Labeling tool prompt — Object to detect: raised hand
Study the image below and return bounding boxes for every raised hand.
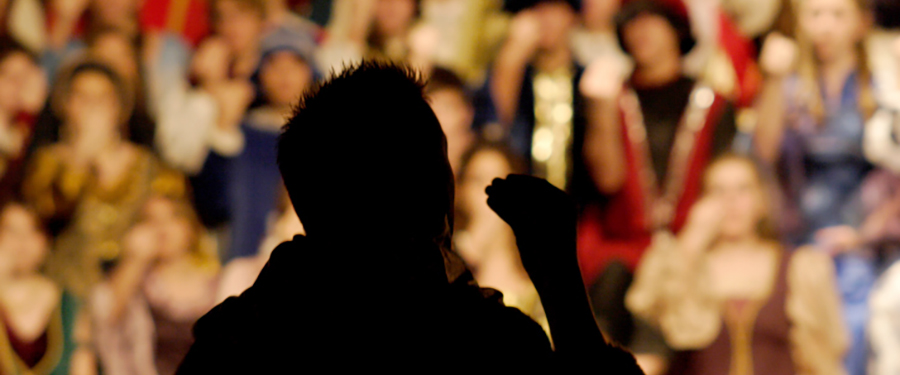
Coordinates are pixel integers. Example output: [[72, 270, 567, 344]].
[[579, 55, 626, 101], [210, 80, 253, 131], [678, 196, 725, 255], [506, 10, 542, 60], [759, 32, 798, 78], [123, 223, 161, 264], [485, 174, 576, 285]]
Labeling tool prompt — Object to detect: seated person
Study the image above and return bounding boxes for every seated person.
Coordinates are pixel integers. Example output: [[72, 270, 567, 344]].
[[626, 155, 848, 375]]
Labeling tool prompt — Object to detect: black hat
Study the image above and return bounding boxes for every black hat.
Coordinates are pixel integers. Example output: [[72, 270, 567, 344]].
[[503, 0, 581, 13], [614, 0, 696, 56]]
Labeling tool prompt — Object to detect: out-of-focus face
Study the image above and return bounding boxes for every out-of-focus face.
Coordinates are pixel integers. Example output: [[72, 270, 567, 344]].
[[582, 0, 620, 29], [460, 149, 512, 223], [0, 205, 48, 275], [141, 197, 194, 261], [457, 149, 513, 263], [65, 71, 122, 137], [703, 159, 767, 241], [191, 38, 231, 83], [428, 88, 473, 172], [798, 0, 866, 63], [260, 51, 313, 107], [374, 0, 417, 38], [214, 0, 265, 55], [622, 13, 681, 68], [535, 2, 577, 50], [0, 52, 33, 114], [90, 33, 139, 82], [91, 0, 141, 30]]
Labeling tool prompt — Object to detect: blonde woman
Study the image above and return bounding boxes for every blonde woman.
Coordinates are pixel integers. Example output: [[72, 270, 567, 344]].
[[754, 0, 884, 372], [627, 155, 848, 375]]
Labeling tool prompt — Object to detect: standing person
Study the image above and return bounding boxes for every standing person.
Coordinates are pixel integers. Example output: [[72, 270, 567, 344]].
[[754, 0, 879, 371], [626, 155, 848, 375], [91, 195, 219, 375], [488, 0, 587, 194], [577, 0, 737, 286], [21, 61, 185, 300], [0, 203, 87, 375], [177, 61, 643, 371]]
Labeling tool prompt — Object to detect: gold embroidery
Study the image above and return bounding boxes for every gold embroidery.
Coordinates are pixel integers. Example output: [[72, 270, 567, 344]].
[[620, 85, 716, 230], [531, 67, 575, 190]]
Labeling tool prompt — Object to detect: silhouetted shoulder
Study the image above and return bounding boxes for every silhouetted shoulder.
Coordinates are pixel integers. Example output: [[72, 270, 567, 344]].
[[178, 236, 555, 372]]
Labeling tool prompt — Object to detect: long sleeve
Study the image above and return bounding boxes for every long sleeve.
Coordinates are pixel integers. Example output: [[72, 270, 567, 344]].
[[625, 231, 722, 349], [785, 248, 849, 375]]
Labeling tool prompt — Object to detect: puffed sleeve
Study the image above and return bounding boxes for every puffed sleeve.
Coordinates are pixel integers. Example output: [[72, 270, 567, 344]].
[[21, 147, 88, 224], [625, 231, 722, 349], [786, 248, 849, 375]]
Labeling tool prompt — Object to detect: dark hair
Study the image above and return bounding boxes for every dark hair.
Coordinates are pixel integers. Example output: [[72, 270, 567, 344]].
[[51, 60, 134, 126], [277, 61, 453, 240], [454, 142, 526, 231], [0, 37, 36, 65], [425, 67, 470, 102], [614, 0, 696, 56]]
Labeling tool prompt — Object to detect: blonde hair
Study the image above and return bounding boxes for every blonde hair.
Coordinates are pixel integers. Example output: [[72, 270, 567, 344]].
[[140, 194, 220, 273], [703, 154, 782, 242], [793, 0, 876, 123]]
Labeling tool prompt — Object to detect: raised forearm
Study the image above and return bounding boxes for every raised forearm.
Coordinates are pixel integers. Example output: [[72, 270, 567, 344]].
[[754, 78, 787, 164], [490, 44, 531, 126], [584, 98, 626, 194]]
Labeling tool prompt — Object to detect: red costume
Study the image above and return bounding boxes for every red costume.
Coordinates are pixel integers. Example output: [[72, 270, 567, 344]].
[[577, 84, 731, 284]]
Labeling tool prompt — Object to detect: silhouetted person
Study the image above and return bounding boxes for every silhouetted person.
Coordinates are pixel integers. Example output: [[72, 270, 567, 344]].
[[176, 61, 643, 371]]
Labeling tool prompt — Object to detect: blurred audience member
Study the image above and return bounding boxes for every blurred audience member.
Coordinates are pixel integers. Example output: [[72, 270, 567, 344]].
[[488, 0, 586, 193], [211, 0, 267, 80], [228, 29, 317, 259], [0, 40, 46, 202], [576, 2, 736, 370], [755, 0, 879, 371], [453, 143, 548, 332], [216, 191, 303, 302], [0, 202, 86, 375], [154, 37, 252, 232], [577, 0, 736, 284], [425, 67, 476, 173], [22, 61, 185, 299], [627, 155, 848, 375], [91, 195, 218, 375]]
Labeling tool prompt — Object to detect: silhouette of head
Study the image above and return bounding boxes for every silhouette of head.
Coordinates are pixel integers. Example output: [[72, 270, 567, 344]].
[[278, 61, 453, 243]]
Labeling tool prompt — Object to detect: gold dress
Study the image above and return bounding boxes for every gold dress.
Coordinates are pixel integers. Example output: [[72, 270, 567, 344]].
[[22, 145, 185, 298]]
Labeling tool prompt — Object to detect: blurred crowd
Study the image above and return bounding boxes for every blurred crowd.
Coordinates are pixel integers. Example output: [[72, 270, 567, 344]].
[[0, 0, 898, 374]]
